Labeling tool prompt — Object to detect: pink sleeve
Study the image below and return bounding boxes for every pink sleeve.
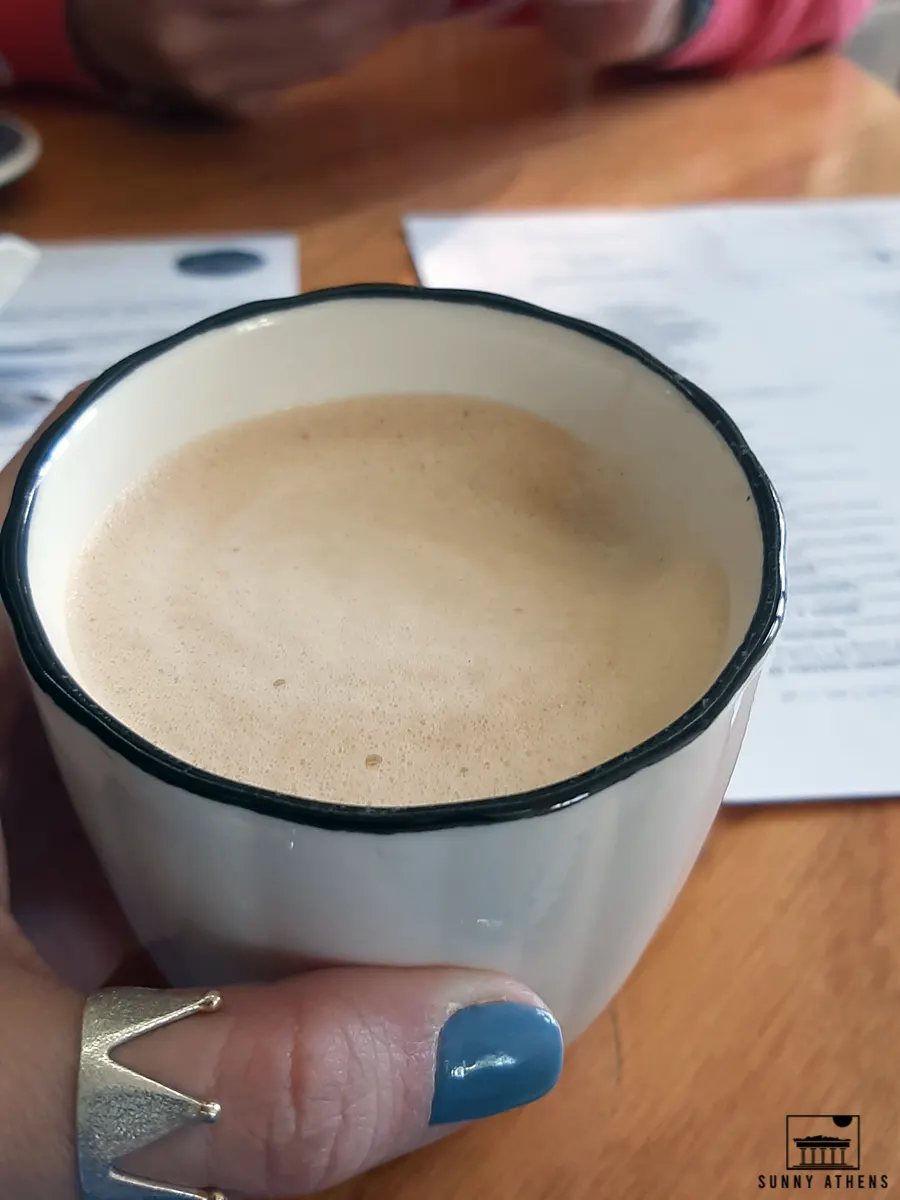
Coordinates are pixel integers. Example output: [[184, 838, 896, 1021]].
[[663, 0, 875, 73]]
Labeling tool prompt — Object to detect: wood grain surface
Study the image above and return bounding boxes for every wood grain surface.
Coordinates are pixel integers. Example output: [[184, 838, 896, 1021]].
[[5, 26, 900, 1199]]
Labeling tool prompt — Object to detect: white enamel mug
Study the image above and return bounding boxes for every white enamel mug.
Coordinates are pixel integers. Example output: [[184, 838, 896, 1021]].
[[0, 286, 785, 1039]]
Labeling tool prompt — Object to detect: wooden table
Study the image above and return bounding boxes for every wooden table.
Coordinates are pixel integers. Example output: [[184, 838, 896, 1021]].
[[6, 25, 900, 1199]]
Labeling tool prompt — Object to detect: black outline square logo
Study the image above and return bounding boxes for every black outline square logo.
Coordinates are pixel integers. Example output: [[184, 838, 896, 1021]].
[[786, 1115, 860, 1171]]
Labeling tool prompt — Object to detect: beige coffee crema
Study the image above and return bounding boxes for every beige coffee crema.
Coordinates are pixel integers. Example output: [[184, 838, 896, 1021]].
[[66, 393, 729, 808]]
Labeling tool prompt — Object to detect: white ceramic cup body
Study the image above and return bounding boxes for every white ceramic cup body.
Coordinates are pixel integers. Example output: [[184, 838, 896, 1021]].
[[1, 288, 784, 1038]]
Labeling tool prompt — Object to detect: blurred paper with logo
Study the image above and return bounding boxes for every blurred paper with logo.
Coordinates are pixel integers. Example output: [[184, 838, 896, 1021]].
[[406, 201, 900, 805], [0, 233, 299, 469]]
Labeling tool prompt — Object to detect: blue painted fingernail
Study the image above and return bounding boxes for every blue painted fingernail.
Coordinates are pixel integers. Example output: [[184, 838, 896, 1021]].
[[430, 1002, 564, 1126]]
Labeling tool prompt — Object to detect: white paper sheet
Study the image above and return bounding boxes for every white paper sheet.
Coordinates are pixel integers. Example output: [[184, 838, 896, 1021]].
[[0, 233, 299, 469], [405, 201, 900, 804]]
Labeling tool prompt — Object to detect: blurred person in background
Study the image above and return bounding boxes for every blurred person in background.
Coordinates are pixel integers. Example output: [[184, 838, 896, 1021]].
[[0, 0, 875, 120]]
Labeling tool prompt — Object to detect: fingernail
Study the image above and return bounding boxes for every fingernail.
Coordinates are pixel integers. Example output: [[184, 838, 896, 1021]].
[[430, 1002, 564, 1125]]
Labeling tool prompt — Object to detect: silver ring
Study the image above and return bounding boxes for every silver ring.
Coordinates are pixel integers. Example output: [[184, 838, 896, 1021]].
[[77, 988, 227, 1200]]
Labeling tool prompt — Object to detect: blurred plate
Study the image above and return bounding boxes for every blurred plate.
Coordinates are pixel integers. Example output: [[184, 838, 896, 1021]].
[[0, 115, 42, 189]]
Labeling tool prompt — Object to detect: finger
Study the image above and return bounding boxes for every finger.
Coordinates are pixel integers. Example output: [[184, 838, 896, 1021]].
[[168, 0, 435, 114], [537, 0, 684, 66], [0, 962, 561, 1200], [155, 0, 397, 113], [159, 11, 359, 112], [121, 968, 563, 1196]]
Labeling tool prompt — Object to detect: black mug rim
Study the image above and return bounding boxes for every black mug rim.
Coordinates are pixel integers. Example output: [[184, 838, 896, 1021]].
[[0, 283, 786, 834]]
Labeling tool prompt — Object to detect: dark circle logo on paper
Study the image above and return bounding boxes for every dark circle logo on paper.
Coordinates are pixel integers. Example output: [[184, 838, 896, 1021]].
[[174, 249, 265, 278]]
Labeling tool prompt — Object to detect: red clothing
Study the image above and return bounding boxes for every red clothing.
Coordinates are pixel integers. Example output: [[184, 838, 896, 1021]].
[[0, 0, 874, 89], [0, 0, 87, 86]]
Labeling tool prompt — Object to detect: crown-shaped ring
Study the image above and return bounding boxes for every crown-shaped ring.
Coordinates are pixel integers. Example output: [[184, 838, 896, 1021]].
[[77, 988, 226, 1200]]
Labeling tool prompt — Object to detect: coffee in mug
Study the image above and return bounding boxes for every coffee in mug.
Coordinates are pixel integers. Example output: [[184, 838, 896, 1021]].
[[67, 392, 729, 808]]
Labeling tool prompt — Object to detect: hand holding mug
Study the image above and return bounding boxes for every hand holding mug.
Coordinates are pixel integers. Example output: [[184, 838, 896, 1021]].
[[0, 390, 563, 1200], [0, 285, 781, 1200]]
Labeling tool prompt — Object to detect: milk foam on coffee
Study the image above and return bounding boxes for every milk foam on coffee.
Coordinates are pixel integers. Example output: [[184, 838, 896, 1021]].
[[66, 393, 729, 808]]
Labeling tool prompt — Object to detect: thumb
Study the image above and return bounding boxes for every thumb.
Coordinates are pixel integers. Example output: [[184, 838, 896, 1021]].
[[125, 968, 563, 1195], [3, 959, 562, 1199]]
